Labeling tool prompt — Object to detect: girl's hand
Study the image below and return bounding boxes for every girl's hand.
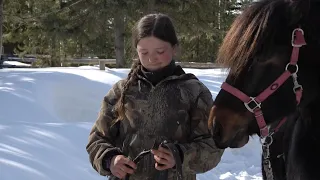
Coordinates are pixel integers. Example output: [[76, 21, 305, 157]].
[[110, 155, 137, 179], [151, 146, 176, 170]]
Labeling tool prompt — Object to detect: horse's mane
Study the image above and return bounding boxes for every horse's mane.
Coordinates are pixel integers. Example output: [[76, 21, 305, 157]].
[[216, 0, 289, 77]]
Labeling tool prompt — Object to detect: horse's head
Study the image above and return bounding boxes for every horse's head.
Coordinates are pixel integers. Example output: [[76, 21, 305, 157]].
[[209, 0, 320, 149]]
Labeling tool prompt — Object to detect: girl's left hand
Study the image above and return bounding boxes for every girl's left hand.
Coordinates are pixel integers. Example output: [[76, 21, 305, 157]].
[[151, 146, 176, 170]]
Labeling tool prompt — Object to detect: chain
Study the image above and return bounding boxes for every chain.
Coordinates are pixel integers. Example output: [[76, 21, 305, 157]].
[[262, 136, 274, 180]]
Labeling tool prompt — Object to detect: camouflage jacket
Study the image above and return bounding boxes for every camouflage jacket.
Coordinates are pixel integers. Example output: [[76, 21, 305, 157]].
[[86, 66, 224, 180]]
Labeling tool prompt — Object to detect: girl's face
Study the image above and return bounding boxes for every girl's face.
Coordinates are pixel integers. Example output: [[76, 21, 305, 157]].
[[137, 36, 176, 71]]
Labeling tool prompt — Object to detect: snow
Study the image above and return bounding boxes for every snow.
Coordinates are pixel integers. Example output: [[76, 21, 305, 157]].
[[2, 61, 31, 67], [0, 66, 263, 180]]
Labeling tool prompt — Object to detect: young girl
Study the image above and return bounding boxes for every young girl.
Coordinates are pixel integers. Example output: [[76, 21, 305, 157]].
[[86, 13, 224, 180]]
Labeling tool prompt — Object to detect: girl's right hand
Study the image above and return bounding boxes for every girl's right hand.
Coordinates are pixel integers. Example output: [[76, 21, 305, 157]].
[[110, 155, 137, 179]]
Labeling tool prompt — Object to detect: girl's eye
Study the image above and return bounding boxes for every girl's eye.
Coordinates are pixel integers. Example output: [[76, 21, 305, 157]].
[[157, 51, 164, 54], [141, 52, 148, 55]]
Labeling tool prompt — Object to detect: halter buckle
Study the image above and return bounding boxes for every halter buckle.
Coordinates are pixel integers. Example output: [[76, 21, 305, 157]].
[[244, 97, 261, 113], [291, 28, 305, 47]]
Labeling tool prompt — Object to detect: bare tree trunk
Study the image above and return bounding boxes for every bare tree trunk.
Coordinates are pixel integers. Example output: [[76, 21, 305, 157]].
[[50, 36, 56, 67], [0, 0, 3, 58], [218, 0, 221, 30], [147, 0, 156, 13], [114, 11, 125, 68]]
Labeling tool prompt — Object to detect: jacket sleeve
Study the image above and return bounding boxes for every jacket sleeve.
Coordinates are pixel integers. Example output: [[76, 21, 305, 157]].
[[86, 80, 125, 176], [176, 84, 224, 174]]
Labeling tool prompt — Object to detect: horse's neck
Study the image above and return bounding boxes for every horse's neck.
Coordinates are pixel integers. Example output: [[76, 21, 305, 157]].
[[285, 96, 320, 180], [303, 101, 320, 128], [298, 63, 320, 107]]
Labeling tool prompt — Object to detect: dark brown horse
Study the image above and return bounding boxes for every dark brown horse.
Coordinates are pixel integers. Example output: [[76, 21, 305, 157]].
[[208, 0, 320, 179]]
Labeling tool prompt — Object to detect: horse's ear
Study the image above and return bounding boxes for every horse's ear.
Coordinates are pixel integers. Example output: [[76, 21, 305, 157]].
[[286, 0, 310, 25]]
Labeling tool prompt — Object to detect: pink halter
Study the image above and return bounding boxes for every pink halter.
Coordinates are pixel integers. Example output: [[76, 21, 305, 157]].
[[220, 28, 306, 138]]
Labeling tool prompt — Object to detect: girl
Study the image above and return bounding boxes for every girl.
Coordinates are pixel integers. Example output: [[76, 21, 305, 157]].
[[86, 13, 224, 180]]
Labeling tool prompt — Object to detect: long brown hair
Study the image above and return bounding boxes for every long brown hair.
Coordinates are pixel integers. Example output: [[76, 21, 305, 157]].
[[114, 13, 179, 122], [216, 0, 288, 78]]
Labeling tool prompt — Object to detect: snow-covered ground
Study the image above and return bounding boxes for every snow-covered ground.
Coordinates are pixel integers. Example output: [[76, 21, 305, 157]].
[[2, 61, 31, 67], [0, 66, 262, 180]]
